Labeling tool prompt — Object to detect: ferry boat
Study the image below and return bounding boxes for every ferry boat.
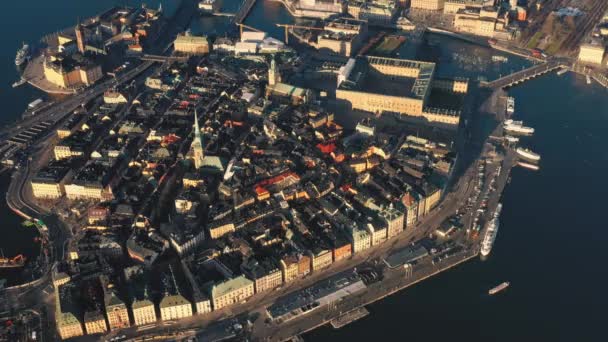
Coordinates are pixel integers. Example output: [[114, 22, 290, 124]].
[[504, 119, 534, 135], [15, 43, 30, 67], [480, 203, 502, 257], [517, 161, 540, 171], [506, 97, 515, 114], [516, 147, 541, 162], [488, 281, 510, 295]]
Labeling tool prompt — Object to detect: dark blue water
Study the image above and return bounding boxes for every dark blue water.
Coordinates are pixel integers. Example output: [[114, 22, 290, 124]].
[[1, 1, 607, 340]]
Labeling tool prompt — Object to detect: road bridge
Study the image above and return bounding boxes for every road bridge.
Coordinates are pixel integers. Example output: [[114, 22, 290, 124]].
[[140, 54, 190, 63], [233, 0, 256, 24], [480, 60, 565, 89]]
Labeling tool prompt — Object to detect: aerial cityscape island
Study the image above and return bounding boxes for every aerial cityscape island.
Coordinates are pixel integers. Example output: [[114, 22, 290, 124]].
[[1, 0, 608, 341]]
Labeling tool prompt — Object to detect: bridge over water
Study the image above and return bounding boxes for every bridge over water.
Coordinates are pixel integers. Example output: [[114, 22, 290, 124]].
[[140, 54, 190, 63], [479, 60, 565, 89], [233, 0, 257, 24]]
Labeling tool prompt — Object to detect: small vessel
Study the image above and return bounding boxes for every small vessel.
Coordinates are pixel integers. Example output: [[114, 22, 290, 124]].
[[517, 161, 539, 170], [516, 147, 541, 162], [0, 250, 26, 269], [504, 119, 534, 135], [586, 75, 592, 85], [556, 68, 568, 76], [492, 55, 508, 63], [15, 43, 30, 67], [198, 0, 221, 13], [505, 135, 519, 143], [480, 203, 502, 257], [12, 78, 26, 88], [489, 281, 510, 295], [506, 97, 515, 114]]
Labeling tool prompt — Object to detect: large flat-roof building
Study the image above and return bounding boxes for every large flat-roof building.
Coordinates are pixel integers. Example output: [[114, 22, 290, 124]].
[[336, 56, 462, 126], [31, 162, 73, 199], [317, 18, 368, 57], [174, 32, 210, 55], [578, 43, 606, 65], [43, 54, 103, 89]]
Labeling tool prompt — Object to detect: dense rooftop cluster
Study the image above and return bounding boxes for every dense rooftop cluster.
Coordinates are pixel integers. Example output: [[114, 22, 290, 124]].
[[39, 46, 457, 338]]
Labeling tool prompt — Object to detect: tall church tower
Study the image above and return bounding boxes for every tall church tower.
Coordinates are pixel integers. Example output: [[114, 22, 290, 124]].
[[190, 110, 204, 170], [268, 56, 281, 86]]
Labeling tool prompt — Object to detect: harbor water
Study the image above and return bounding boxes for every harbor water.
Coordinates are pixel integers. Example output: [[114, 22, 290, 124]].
[[0, 1, 607, 340]]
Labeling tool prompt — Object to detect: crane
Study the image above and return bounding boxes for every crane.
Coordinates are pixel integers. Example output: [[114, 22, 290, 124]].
[[236, 23, 262, 40], [276, 24, 324, 44]]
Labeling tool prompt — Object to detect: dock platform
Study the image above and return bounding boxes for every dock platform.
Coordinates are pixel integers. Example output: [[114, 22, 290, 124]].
[[330, 307, 369, 329]]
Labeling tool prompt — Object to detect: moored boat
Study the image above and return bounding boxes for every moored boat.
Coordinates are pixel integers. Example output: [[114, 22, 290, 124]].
[[480, 203, 502, 257], [489, 281, 510, 295], [504, 119, 534, 135], [15, 43, 30, 67], [516, 147, 541, 162], [506, 97, 515, 114], [517, 161, 539, 171]]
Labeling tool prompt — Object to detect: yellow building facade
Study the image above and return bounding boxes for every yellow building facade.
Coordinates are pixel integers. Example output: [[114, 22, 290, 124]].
[[174, 34, 210, 55], [254, 269, 283, 293], [132, 300, 157, 326], [160, 295, 193, 321], [31, 181, 64, 199], [84, 312, 108, 335], [411, 0, 445, 11], [578, 44, 605, 65], [57, 313, 84, 340]]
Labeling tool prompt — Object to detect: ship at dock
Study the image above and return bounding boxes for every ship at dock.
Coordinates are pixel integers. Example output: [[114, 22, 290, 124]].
[[506, 97, 515, 114], [517, 161, 540, 171], [480, 203, 502, 257], [516, 147, 541, 162], [504, 119, 534, 135], [15, 42, 30, 67], [488, 281, 510, 295]]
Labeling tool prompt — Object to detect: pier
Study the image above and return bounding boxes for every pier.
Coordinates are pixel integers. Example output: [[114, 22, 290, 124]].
[[233, 0, 256, 24], [330, 307, 369, 329]]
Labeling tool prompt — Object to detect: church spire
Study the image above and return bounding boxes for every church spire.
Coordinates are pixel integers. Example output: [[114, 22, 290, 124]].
[[191, 110, 204, 170]]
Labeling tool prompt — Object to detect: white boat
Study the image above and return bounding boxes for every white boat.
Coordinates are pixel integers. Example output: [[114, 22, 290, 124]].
[[488, 281, 510, 295], [516, 147, 541, 162], [517, 161, 539, 171], [505, 135, 519, 143], [504, 119, 534, 135], [12, 78, 26, 88], [199, 0, 221, 13], [480, 203, 502, 257], [492, 55, 508, 63], [506, 97, 515, 114], [586, 75, 592, 85], [15, 43, 30, 66], [556, 68, 568, 76]]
